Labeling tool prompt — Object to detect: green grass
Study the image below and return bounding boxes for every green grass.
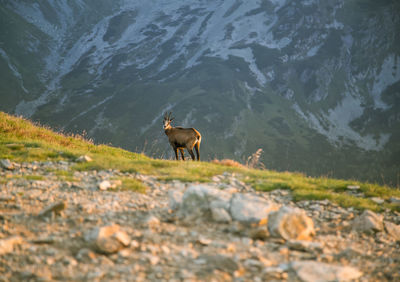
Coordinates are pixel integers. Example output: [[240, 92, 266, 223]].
[[52, 170, 77, 182], [23, 175, 45, 181], [117, 177, 147, 193], [1, 111, 399, 212]]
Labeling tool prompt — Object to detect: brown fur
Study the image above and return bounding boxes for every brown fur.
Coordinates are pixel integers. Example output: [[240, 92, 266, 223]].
[[163, 112, 201, 161]]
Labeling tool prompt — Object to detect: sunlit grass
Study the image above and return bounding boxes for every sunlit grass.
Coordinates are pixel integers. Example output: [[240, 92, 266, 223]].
[[1, 111, 399, 212], [117, 177, 147, 193]]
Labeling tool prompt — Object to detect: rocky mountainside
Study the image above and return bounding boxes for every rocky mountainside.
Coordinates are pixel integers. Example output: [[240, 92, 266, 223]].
[[0, 0, 399, 184], [1, 158, 400, 281]]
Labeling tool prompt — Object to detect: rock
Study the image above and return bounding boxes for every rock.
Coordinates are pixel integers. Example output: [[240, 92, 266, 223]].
[[145, 215, 160, 228], [389, 197, 400, 205], [211, 207, 232, 223], [352, 210, 384, 234], [98, 180, 111, 190], [38, 201, 66, 217], [168, 190, 183, 210], [76, 155, 92, 163], [370, 197, 385, 204], [0, 195, 15, 202], [84, 224, 131, 254], [196, 237, 212, 246], [230, 193, 280, 223], [384, 221, 400, 241], [179, 185, 231, 221], [0, 236, 23, 255], [346, 185, 360, 190], [198, 254, 239, 273], [0, 159, 14, 170], [98, 180, 121, 190], [289, 261, 362, 282], [268, 207, 315, 241], [286, 240, 323, 253], [263, 264, 289, 280], [249, 226, 270, 240]]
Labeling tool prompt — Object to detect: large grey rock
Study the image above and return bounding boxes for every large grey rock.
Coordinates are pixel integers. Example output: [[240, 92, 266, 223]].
[[168, 190, 183, 211], [268, 207, 315, 241], [179, 185, 231, 220], [289, 261, 362, 282], [352, 210, 384, 234], [84, 224, 131, 254], [230, 193, 280, 223], [210, 207, 232, 223]]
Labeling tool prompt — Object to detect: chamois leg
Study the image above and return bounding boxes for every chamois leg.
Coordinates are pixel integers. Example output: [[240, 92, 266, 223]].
[[179, 148, 185, 161], [173, 147, 179, 160], [194, 142, 200, 161], [188, 148, 196, 160]]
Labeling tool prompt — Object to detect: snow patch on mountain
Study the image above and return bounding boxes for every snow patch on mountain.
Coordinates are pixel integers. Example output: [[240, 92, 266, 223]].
[[140, 103, 176, 134], [371, 54, 400, 110], [293, 94, 391, 151], [0, 49, 28, 94]]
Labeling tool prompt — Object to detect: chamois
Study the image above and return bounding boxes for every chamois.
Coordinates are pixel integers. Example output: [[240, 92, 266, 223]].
[[163, 112, 201, 161]]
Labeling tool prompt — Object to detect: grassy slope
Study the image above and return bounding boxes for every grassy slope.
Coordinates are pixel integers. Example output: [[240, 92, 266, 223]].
[[1, 111, 399, 212]]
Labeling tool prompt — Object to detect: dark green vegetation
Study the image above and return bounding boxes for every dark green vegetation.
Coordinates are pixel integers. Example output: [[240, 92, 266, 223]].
[[1, 112, 400, 212]]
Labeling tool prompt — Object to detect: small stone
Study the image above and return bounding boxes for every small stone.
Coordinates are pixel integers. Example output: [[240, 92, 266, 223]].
[[384, 221, 400, 241], [370, 197, 385, 204], [76, 248, 97, 261], [346, 185, 360, 190], [84, 224, 131, 254], [286, 240, 323, 253], [145, 215, 160, 228], [289, 261, 362, 282], [99, 180, 111, 190], [77, 155, 92, 163], [212, 176, 221, 182], [38, 201, 66, 217], [0, 159, 14, 170], [197, 237, 212, 246], [268, 207, 315, 241], [389, 197, 400, 205], [352, 210, 384, 234], [0, 236, 23, 255], [146, 254, 160, 265], [98, 180, 121, 191], [263, 264, 289, 279], [249, 227, 270, 240], [0, 196, 15, 202], [198, 254, 239, 273]]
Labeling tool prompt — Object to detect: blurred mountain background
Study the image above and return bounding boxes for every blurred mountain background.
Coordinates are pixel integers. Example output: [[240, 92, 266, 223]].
[[0, 0, 399, 185]]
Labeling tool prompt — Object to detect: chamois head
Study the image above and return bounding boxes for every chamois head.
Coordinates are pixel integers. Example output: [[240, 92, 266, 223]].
[[163, 112, 174, 130]]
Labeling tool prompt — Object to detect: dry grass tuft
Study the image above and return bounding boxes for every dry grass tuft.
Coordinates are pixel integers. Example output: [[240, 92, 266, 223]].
[[246, 148, 265, 169], [212, 159, 245, 168]]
